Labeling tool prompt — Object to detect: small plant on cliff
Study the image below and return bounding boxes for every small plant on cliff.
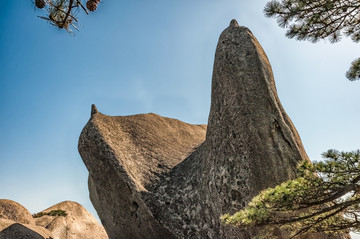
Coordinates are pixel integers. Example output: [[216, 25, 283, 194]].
[[33, 209, 67, 218], [34, 0, 101, 33], [264, 0, 360, 81], [221, 149, 360, 238]]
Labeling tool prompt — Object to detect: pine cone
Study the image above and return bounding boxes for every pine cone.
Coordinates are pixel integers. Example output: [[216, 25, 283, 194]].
[[86, 0, 100, 12], [35, 0, 46, 9]]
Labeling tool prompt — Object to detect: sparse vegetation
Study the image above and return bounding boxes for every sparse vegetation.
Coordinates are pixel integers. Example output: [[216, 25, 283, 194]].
[[32, 209, 67, 218]]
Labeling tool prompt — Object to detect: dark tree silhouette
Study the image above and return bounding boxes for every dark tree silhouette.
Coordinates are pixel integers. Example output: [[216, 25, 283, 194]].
[[34, 0, 100, 33]]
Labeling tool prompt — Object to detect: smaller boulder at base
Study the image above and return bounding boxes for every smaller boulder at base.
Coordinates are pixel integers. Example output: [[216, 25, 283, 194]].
[[0, 199, 35, 225], [34, 201, 108, 239]]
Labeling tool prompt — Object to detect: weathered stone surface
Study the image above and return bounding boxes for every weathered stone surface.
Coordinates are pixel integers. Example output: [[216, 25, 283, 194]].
[[78, 20, 349, 239], [0, 199, 35, 225], [79, 111, 206, 238], [34, 201, 108, 239]]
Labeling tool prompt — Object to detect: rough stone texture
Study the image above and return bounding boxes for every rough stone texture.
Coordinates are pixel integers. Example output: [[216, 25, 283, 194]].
[[78, 20, 349, 239], [34, 201, 108, 239], [0, 199, 35, 225], [79, 110, 206, 239]]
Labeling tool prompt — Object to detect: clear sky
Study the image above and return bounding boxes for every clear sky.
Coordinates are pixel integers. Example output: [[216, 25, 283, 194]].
[[1, 0, 359, 236]]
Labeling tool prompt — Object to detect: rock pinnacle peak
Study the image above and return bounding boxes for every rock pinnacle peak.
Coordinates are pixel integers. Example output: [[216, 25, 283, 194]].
[[91, 104, 98, 117], [229, 19, 239, 27]]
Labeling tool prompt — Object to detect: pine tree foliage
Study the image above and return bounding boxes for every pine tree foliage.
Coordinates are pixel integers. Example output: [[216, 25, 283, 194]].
[[221, 150, 360, 238], [34, 0, 101, 33], [264, 0, 360, 43], [264, 0, 360, 81], [346, 57, 360, 81]]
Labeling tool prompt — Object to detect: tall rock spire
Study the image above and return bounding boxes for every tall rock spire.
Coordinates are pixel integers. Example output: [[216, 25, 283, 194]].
[[207, 19, 308, 195]]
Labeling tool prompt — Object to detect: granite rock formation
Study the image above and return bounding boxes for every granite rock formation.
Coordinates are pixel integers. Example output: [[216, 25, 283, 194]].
[[0, 200, 108, 239], [79, 111, 206, 238], [0, 221, 53, 239], [34, 201, 108, 239], [0, 199, 35, 226], [78, 20, 348, 239], [0, 199, 53, 239]]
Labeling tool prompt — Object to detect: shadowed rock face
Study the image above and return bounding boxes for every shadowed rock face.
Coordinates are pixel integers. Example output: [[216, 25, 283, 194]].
[[0, 219, 54, 239], [0, 223, 50, 239], [78, 20, 348, 239]]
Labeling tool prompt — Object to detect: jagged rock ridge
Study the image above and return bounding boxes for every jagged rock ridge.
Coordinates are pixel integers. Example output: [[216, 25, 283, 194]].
[[78, 20, 348, 239]]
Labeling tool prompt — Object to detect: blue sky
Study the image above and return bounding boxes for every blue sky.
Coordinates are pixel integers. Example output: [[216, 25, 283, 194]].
[[1, 0, 359, 235]]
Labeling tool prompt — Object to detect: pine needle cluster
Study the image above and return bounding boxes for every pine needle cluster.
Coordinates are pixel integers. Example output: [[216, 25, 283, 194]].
[[222, 150, 360, 238], [264, 0, 360, 81]]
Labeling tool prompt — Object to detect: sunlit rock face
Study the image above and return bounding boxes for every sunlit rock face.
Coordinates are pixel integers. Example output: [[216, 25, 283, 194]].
[[78, 20, 349, 239], [79, 110, 206, 239], [0, 200, 108, 239], [0, 199, 53, 239], [0, 199, 35, 226], [34, 201, 108, 239]]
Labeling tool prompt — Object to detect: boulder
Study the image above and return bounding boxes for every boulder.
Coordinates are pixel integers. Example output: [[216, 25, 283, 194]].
[[0, 199, 107, 239], [78, 20, 349, 238], [79, 111, 206, 238], [0, 222, 52, 239], [0, 199, 35, 225], [34, 201, 108, 239], [0, 199, 53, 239]]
